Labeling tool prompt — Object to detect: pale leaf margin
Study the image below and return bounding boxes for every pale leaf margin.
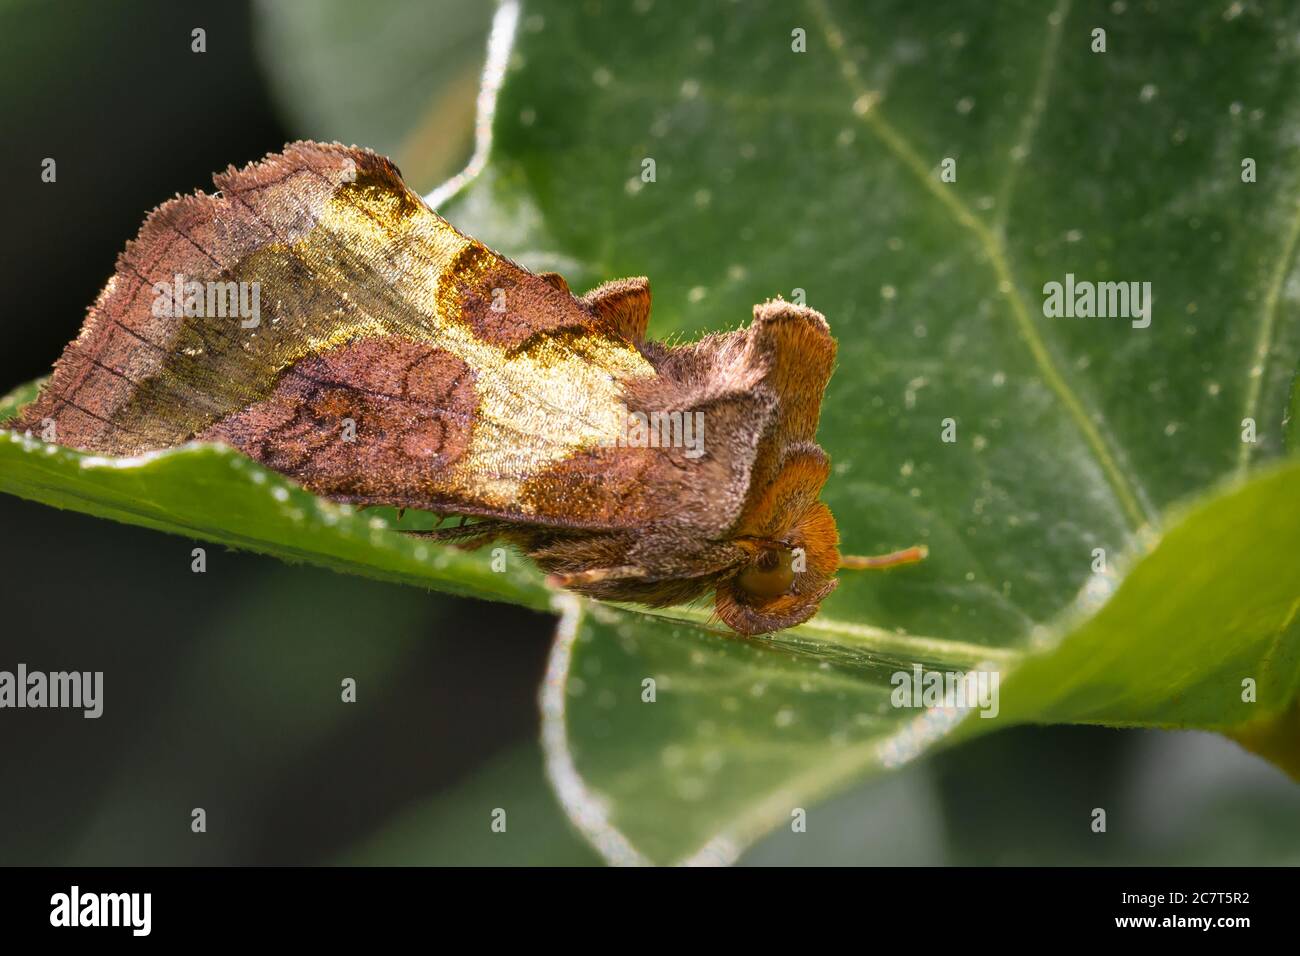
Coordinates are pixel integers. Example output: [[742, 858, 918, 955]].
[[538, 461, 1300, 866]]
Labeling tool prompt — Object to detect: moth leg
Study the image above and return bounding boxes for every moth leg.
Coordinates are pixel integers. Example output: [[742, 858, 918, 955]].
[[402, 519, 516, 544], [581, 277, 651, 344], [546, 565, 649, 588], [538, 271, 571, 295], [839, 545, 929, 570], [401, 525, 505, 553]]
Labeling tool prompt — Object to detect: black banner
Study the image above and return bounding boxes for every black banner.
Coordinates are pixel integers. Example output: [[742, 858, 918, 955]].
[[0, 866, 1279, 941]]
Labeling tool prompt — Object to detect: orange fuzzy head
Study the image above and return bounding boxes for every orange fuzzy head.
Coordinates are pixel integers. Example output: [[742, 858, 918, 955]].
[[715, 445, 840, 634]]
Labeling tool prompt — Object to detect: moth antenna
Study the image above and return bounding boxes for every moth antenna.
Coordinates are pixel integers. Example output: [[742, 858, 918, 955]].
[[839, 545, 929, 571], [546, 565, 648, 588]]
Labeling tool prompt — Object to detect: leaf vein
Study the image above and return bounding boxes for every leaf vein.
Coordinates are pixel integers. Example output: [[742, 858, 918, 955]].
[[807, 0, 1153, 533], [1238, 189, 1300, 472], [992, 0, 1073, 236]]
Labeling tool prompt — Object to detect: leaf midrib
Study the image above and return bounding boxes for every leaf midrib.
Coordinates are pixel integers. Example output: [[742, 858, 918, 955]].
[[1238, 190, 1300, 472], [614, 599, 1023, 667], [807, 0, 1153, 533]]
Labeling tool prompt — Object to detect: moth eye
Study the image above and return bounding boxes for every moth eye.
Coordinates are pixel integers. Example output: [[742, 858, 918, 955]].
[[737, 548, 796, 600]]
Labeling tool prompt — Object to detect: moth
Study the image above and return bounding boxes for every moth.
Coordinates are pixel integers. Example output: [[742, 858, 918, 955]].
[[8, 142, 924, 635]]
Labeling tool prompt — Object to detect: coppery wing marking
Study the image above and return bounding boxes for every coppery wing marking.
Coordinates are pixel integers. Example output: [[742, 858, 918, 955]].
[[538, 272, 571, 295], [201, 338, 478, 504], [73, 350, 143, 387], [39, 392, 152, 441], [169, 222, 224, 270], [39, 235, 186, 432], [226, 187, 617, 446], [15, 143, 631, 456], [581, 277, 651, 344], [514, 385, 776, 535], [8, 143, 676, 528], [108, 159, 410, 443], [298, 165, 423, 238], [435, 242, 602, 350], [11, 147, 352, 452]]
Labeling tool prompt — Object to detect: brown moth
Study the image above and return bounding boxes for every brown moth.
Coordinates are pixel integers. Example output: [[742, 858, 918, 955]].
[[8, 142, 924, 635]]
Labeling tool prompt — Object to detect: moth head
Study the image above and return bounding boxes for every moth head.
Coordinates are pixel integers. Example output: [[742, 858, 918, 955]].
[[715, 444, 840, 635]]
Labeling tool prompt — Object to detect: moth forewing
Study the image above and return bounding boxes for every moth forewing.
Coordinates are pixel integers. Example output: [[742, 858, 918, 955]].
[[6, 141, 926, 636]]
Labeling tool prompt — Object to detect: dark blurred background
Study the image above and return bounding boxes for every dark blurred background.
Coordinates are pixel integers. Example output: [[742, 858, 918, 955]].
[[1, 0, 1297, 866], [0, 0, 579, 866]]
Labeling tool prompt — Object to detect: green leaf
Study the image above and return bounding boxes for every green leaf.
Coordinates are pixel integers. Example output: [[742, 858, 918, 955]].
[[433, 0, 1300, 862], [253, 0, 495, 192], [0, 382, 549, 612], [541, 462, 1300, 865], [1286, 364, 1300, 451], [4, 0, 1300, 866], [445, 0, 1300, 641]]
